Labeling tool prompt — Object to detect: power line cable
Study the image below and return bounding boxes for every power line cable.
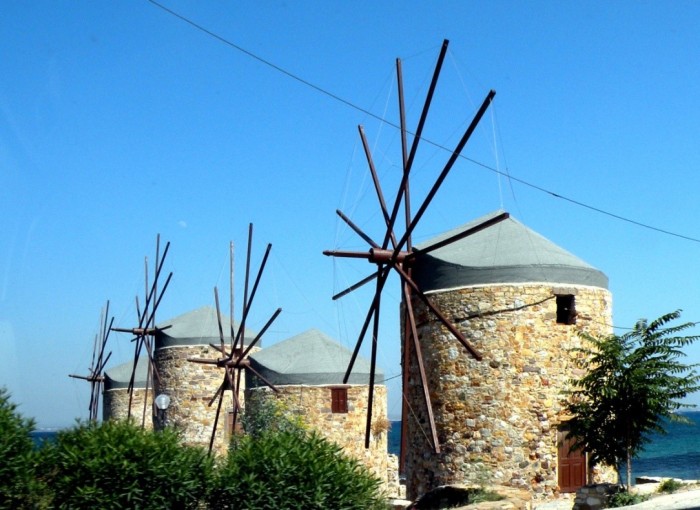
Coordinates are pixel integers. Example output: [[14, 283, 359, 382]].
[[146, 0, 383, 121], [146, 0, 700, 245]]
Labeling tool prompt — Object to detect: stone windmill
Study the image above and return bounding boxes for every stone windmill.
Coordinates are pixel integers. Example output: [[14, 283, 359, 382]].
[[326, 40, 613, 499], [184, 224, 282, 453], [245, 329, 389, 480], [403, 212, 612, 498]]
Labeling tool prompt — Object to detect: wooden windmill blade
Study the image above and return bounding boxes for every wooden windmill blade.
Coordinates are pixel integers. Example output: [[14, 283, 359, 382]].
[[69, 301, 114, 422], [90, 306, 114, 421], [232, 242, 272, 355], [324, 41, 449, 299], [88, 302, 110, 421], [91, 324, 113, 420], [229, 241, 236, 353], [137, 275, 173, 424], [89, 349, 112, 421], [110, 235, 172, 424], [122, 244, 172, 393], [187, 226, 282, 454], [325, 40, 501, 452], [221, 307, 282, 447], [214, 287, 227, 358], [124, 270, 173, 391], [234, 223, 254, 356], [383, 40, 449, 253], [232, 224, 272, 357], [126, 263, 172, 420], [187, 287, 239, 453]]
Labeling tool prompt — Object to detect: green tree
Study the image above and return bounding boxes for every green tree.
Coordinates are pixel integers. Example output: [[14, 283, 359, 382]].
[[39, 420, 213, 509], [565, 310, 700, 488], [0, 388, 47, 509]]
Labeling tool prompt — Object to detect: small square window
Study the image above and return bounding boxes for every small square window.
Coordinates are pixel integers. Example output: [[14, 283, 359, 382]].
[[331, 388, 348, 414], [556, 295, 576, 325]]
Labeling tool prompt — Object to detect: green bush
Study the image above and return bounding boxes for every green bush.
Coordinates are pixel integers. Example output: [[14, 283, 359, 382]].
[[658, 478, 684, 494], [0, 388, 47, 510], [39, 420, 212, 509], [608, 490, 648, 507], [209, 428, 388, 510]]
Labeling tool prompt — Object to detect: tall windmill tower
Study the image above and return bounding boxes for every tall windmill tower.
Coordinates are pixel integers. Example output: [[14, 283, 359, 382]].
[[157, 226, 281, 455], [404, 211, 612, 498], [325, 41, 614, 499], [152, 305, 260, 453]]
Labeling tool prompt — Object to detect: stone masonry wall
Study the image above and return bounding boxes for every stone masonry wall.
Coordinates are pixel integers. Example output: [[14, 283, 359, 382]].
[[403, 283, 612, 500], [155, 345, 259, 456], [103, 388, 153, 429], [247, 385, 389, 485]]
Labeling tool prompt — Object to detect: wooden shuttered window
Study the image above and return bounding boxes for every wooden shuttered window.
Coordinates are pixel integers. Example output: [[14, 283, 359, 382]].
[[331, 388, 348, 414]]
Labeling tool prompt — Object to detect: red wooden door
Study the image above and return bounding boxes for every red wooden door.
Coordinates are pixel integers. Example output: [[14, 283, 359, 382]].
[[558, 429, 587, 493]]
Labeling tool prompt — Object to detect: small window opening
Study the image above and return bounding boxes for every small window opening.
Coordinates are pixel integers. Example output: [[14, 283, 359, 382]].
[[556, 295, 576, 325], [331, 388, 348, 414]]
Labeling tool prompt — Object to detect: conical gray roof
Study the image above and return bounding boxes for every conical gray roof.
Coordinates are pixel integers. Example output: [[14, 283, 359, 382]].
[[413, 210, 608, 291], [155, 306, 259, 349], [103, 357, 148, 391], [248, 329, 384, 386]]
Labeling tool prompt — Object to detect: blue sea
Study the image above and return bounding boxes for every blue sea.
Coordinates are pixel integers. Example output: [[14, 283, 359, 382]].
[[387, 413, 700, 481], [630, 411, 700, 480], [30, 429, 59, 447]]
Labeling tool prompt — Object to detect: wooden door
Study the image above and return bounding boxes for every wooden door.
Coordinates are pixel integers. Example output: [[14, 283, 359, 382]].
[[558, 428, 587, 492]]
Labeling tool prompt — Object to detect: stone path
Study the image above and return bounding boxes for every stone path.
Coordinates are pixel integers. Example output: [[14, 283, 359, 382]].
[[618, 488, 700, 509], [531, 488, 700, 510], [533, 499, 573, 510]]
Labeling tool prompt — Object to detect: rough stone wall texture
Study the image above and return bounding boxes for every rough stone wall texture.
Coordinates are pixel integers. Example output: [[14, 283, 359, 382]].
[[572, 483, 621, 510], [247, 385, 389, 485], [103, 388, 153, 429], [154, 345, 259, 456], [387, 454, 406, 499], [402, 283, 612, 500]]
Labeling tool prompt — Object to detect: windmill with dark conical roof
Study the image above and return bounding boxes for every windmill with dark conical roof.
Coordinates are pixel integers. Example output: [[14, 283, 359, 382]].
[[178, 224, 282, 453], [403, 210, 613, 497], [324, 40, 614, 499], [102, 356, 151, 425], [245, 328, 389, 481]]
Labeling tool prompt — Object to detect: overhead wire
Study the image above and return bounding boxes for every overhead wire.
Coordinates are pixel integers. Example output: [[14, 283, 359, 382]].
[[145, 0, 700, 246], [147, 2, 700, 311]]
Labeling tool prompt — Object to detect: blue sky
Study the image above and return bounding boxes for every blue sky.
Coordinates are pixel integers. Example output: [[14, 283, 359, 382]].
[[2, 1, 700, 427]]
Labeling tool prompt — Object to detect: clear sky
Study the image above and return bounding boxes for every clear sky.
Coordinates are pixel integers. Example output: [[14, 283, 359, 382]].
[[3, 1, 700, 427]]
